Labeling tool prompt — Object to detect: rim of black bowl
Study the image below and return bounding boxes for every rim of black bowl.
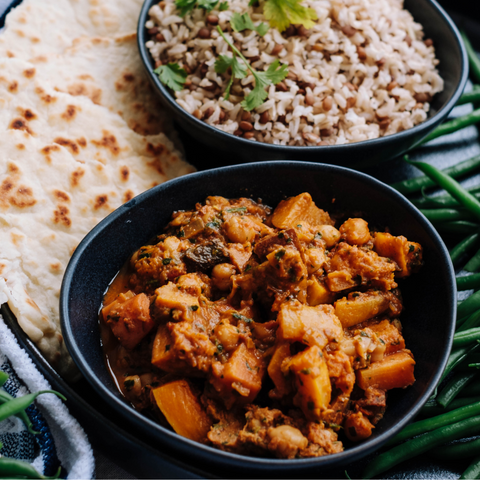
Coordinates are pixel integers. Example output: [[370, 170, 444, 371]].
[[137, 0, 468, 159], [61, 161, 457, 473]]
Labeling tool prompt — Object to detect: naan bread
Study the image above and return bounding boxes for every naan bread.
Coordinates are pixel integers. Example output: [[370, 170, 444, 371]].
[[0, 53, 193, 379]]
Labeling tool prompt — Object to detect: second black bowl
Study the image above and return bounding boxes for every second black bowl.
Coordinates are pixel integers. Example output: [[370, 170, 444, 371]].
[[137, 0, 467, 167]]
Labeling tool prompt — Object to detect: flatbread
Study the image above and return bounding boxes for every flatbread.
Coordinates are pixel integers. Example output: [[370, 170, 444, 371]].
[[0, 57, 194, 380]]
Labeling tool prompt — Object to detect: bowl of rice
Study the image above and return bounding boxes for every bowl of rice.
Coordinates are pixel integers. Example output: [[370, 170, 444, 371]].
[[137, 0, 467, 166]]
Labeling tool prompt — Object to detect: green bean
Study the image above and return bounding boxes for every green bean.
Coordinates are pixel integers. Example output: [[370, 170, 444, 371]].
[[391, 155, 480, 195], [0, 391, 39, 435], [460, 455, 480, 479], [407, 160, 480, 221], [421, 396, 480, 417], [386, 399, 480, 447], [441, 343, 480, 383], [362, 415, 480, 479], [436, 221, 480, 235], [0, 390, 66, 424], [458, 310, 480, 333], [0, 458, 60, 479], [0, 371, 8, 388], [436, 372, 478, 408], [459, 291, 480, 320], [412, 185, 480, 209], [457, 87, 480, 106], [462, 30, 480, 84], [454, 328, 480, 348], [420, 108, 480, 145], [430, 437, 480, 460], [420, 208, 473, 223], [457, 273, 480, 291], [466, 247, 480, 272]]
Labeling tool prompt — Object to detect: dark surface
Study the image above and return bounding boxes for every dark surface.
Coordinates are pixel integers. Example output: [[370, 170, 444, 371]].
[[137, 0, 467, 168], [60, 162, 456, 478]]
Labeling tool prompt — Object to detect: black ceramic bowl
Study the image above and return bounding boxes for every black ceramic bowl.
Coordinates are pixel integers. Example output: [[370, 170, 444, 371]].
[[137, 0, 468, 167], [61, 161, 456, 478]]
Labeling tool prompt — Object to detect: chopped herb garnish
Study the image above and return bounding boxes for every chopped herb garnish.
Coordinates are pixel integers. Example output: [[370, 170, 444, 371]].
[[232, 312, 253, 323], [216, 26, 288, 111], [165, 344, 171, 352], [225, 206, 248, 213], [246, 361, 253, 371], [230, 12, 268, 36], [245, 264, 252, 272], [409, 244, 415, 252], [275, 249, 286, 261], [300, 368, 311, 375], [197, 0, 219, 10], [190, 305, 199, 311], [147, 279, 160, 288], [360, 331, 370, 338], [219, 1, 228, 9], [138, 251, 151, 259], [163, 257, 172, 265], [154, 63, 188, 91], [175, 0, 218, 15], [206, 221, 221, 228], [263, 0, 318, 33]]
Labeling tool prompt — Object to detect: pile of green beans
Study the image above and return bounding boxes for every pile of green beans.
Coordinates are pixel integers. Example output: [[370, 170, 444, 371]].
[[359, 32, 480, 480], [0, 370, 65, 479]]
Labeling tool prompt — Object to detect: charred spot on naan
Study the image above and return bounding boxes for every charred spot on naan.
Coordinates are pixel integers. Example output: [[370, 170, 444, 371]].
[[70, 167, 85, 187], [40, 144, 61, 164], [61, 105, 79, 121], [123, 190, 134, 203], [9, 117, 34, 135], [93, 194, 109, 210], [23, 68, 36, 78], [10, 232, 24, 246], [50, 262, 62, 274], [91, 130, 121, 155], [10, 186, 37, 208], [16, 144, 26, 150], [34, 86, 56, 103], [17, 107, 37, 121], [53, 189, 70, 203], [77, 137, 87, 148], [8, 81, 18, 93], [54, 137, 79, 155], [66, 82, 102, 105], [120, 166, 129, 181], [7, 162, 20, 174], [53, 205, 71, 227]]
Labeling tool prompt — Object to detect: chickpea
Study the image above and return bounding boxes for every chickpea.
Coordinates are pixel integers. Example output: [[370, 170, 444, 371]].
[[316, 225, 340, 248], [267, 425, 308, 459], [214, 322, 240, 351], [223, 216, 257, 243], [339, 218, 371, 245], [212, 263, 236, 290], [344, 412, 374, 442]]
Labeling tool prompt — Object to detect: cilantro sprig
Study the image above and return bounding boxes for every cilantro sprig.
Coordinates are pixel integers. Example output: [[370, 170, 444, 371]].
[[263, 0, 317, 32], [175, 0, 219, 16], [154, 63, 188, 91], [230, 12, 268, 36], [215, 26, 288, 111]]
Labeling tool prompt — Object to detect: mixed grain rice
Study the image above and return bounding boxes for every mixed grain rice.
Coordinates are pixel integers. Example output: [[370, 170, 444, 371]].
[[145, 0, 444, 146]]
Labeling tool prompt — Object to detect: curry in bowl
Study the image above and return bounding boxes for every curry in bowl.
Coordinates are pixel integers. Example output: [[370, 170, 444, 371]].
[[100, 192, 421, 459]]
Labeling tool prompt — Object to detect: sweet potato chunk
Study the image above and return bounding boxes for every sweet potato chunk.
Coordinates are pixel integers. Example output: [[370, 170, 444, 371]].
[[268, 342, 292, 399], [154, 282, 199, 320], [151, 379, 212, 443], [277, 300, 343, 348], [210, 343, 265, 408], [307, 277, 335, 306], [287, 346, 332, 421], [334, 290, 390, 328], [367, 319, 405, 355], [103, 292, 154, 349], [271, 193, 333, 229], [356, 350, 415, 391], [374, 232, 423, 278]]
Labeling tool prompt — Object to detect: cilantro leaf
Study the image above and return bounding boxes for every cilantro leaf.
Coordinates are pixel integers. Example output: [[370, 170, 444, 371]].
[[219, 1, 229, 9], [215, 55, 247, 99], [263, 0, 317, 32], [230, 12, 268, 36], [197, 0, 219, 11], [248, 0, 259, 5], [175, 0, 197, 16], [154, 63, 188, 91], [241, 60, 288, 111]]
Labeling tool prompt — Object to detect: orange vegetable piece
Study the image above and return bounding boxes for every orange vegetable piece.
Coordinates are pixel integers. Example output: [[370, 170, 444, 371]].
[[367, 320, 405, 355], [102, 292, 154, 349], [334, 290, 390, 328], [151, 379, 212, 443], [271, 193, 333, 229], [356, 350, 415, 391]]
